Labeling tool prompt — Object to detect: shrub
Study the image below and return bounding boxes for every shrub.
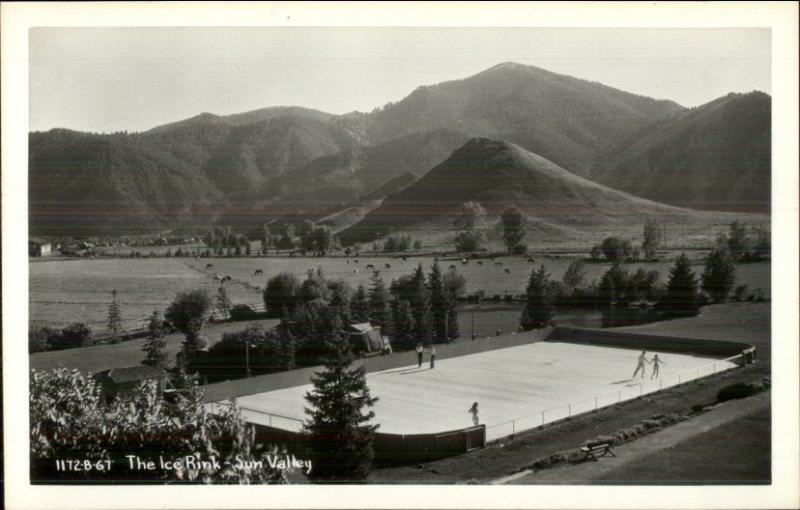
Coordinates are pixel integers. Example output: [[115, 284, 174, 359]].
[[716, 383, 758, 402], [52, 323, 93, 350], [229, 304, 259, 321]]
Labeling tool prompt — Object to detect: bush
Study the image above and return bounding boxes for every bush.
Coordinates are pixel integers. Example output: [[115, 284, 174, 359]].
[[454, 230, 486, 252], [716, 383, 758, 402], [229, 304, 260, 321], [29, 326, 59, 353], [51, 323, 93, 350]]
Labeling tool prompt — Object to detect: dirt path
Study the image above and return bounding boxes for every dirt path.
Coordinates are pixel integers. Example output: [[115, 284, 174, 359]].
[[498, 391, 770, 484]]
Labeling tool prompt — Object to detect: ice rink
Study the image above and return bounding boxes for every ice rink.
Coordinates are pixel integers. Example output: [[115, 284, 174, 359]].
[[233, 341, 738, 442]]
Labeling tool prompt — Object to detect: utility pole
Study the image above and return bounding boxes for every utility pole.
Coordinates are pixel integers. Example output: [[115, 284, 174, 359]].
[[245, 341, 252, 378]]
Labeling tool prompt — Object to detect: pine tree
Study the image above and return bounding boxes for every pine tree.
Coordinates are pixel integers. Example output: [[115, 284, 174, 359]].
[[657, 253, 699, 315], [701, 249, 736, 302], [410, 264, 432, 344], [142, 310, 167, 368], [350, 285, 370, 323], [303, 322, 378, 482], [107, 289, 122, 343], [368, 273, 391, 331], [390, 299, 415, 351], [520, 265, 555, 331], [428, 261, 448, 342], [446, 300, 459, 342]]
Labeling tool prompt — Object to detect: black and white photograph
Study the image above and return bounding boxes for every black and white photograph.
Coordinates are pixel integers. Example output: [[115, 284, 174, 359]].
[[3, 2, 798, 509]]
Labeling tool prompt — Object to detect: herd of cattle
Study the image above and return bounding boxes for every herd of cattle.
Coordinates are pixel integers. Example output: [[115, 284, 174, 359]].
[[203, 254, 538, 285]]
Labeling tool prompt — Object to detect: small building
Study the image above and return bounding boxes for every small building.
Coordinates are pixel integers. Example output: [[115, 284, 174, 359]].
[[93, 365, 167, 399], [346, 322, 388, 354], [29, 237, 51, 257]]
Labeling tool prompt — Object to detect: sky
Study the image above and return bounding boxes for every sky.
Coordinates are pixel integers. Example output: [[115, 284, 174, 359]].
[[29, 27, 771, 133]]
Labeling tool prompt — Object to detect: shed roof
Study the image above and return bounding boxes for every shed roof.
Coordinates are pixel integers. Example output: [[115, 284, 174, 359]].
[[96, 365, 166, 384]]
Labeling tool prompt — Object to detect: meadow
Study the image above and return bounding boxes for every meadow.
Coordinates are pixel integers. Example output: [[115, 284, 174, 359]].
[[29, 253, 771, 332]]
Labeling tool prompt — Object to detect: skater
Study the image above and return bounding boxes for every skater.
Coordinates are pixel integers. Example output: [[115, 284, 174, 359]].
[[416, 342, 424, 368], [633, 350, 650, 379], [467, 402, 479, 426], [429, 346, 437, 369], [650, 354, 665, 379]]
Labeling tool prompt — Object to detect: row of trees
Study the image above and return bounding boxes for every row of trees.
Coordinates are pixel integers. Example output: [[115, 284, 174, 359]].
[[519, 248, 741, 332], [591, 220, 770, 263], [261, 263, 465, 353]]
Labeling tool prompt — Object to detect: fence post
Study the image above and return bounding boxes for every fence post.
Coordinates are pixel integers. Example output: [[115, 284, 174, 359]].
[[269, 414, 272, 427], [512, 420, 515, 438], [618, 390, 621, 403], [594, 396, 598, 411], [541, 410, 545, 426], [568, 404, 571, 418]]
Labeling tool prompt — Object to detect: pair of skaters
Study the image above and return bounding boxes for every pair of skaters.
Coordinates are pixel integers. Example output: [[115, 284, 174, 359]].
[[633, 350, 666, 379], [415, 342, 437, 369]]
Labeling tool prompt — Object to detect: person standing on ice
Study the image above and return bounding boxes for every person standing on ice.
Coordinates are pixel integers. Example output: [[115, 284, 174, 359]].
[[633, 350, 650, 379], [416, 342, 424, 368], [429, 346, 437, 369], [650, 354, 665, 379], [467, 402, 479, 426]]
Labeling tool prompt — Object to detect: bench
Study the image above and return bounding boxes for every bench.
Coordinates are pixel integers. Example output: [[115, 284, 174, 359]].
[[579, 441, 616, 461]]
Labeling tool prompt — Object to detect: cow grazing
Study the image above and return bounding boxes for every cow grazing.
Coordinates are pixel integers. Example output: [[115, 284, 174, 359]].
[[354, 259, 359, 264], [222, 275, 233, 283], [366, 264, 375, 270], [461, 258, 468, 265], [504, 268, 511, 274], [205, 263, 214, 269], [213, 275, 223, 281], [448, 264, 457, 271], [477, 260, 483, 266], [254, 269, 263, 276], [385, 263, 391, 269]]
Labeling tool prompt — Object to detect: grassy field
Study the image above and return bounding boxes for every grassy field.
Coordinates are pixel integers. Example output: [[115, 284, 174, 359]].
[[29, 254, 771, 331]]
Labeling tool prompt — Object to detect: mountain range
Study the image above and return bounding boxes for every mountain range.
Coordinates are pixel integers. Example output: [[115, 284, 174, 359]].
[[28, 62, 771, 238]]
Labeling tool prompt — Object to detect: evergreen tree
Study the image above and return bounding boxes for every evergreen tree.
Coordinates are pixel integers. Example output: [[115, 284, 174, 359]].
[[303, 322, 378, 482], [368, 273, 391, 331], [410, 264, 432, 344], [701, 249, 736, 302], [657, 253, 699, 315], [428, 261, 448, 342], [390, 299, 415, 351], [107, 289, 123, 343], [445, 300, 459, 342], [520, 265, 555, 331], [350, 285, 370, 323], [141, 310, 167, 368], [500, 206, 526, 254]]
